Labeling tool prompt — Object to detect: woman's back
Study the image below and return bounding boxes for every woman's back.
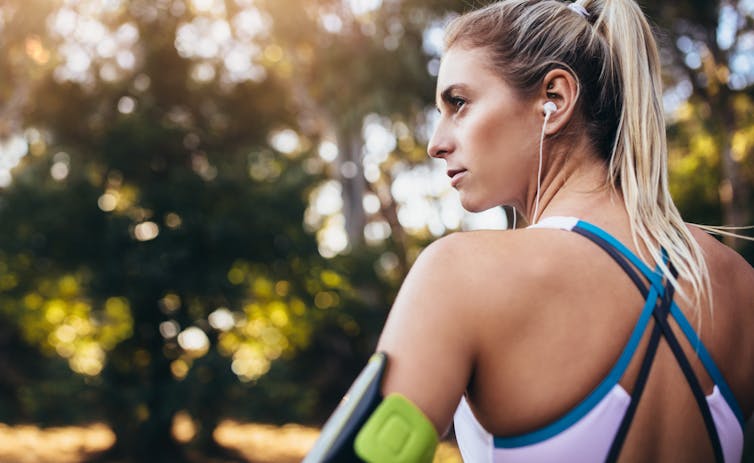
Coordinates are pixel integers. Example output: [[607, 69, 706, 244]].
[[446, 215, 754, 462]]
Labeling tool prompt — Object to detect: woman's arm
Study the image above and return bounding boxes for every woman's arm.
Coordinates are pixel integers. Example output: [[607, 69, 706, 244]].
[[376, 233, 478, 436]]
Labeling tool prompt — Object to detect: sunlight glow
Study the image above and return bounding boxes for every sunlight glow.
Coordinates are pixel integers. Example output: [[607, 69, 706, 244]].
[[347, 0, 382, 16], [318, 214, 349, 258], [209, 307, 236, 331], [133, 221, 159, 241], [364, 220, 391, 245], [0, 171, 11, 188], [70, 343, 105, 375], [320, 13, 343, 33], [177, 326, 210, 357], [117, 96, 136, 114], [422, 23, 445, 57], [159, 320, 180, 339], [390, 159, 507, 236], [363, 116, 396, 161], [269, 129, 300, 154], [175, 4, 270, 84], [96, 36, 116, 58], [50, 151, 71, 181], [318, 141, 338, 162], [231, 346, 271, 381], [50, 162, 70, 181], [192, 62, 217, 82], [233, 8, 268, 39], [26, 36, 51, 64], [362, 193, 381, 214], [21, 286, 133, 377], [48, 3, 141, 84], [189, 0, 226, 16], [718, 5, 738, 51], [312, 180, 343, 216], [115, 22, 139, 46], [97, 190, 119, 212], [0, 133, 29, 187], [115, 49, 136, 70]]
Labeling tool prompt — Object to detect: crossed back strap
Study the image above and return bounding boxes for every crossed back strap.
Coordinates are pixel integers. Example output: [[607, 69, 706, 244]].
[[570, 224, 724, 463]]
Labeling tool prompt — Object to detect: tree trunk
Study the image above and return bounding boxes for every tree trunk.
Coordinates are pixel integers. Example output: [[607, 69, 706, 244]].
[[712, 76, 750, 249], [90, 344, 188, 462], [337, 125, 367, 250], [88, 411, 187, 463]]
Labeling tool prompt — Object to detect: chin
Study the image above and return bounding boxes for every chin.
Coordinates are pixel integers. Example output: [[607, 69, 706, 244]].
[[459, 196, 496, 213]]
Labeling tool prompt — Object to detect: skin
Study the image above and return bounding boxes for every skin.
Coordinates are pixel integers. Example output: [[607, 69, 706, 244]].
[[375, 45, 754, 461]]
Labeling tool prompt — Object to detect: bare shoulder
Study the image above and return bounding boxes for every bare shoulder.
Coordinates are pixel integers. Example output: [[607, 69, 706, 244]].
[[390, 227, 586, 335], [381, 229, 540, 337], [416, 228, 571, 282], [687, 224, 754, 297], [687, 224, 754, 413], [376, 228, 573, 434]]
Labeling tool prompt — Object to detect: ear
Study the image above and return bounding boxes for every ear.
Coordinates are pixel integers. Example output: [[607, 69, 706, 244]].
[[539, 68, 580, 136]]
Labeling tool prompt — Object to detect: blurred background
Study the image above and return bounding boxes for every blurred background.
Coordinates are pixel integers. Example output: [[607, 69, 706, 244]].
[[0, 0, 752, 462]]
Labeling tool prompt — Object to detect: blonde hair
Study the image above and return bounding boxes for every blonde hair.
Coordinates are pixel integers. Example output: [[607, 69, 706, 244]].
[[444, 0, 712, 315]]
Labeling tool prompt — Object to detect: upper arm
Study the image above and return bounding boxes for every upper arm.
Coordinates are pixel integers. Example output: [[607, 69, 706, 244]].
[[375, 234, 478, 436]]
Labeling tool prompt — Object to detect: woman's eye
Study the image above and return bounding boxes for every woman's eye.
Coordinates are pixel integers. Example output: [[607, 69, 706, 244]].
[[450, 97, 466, 110]]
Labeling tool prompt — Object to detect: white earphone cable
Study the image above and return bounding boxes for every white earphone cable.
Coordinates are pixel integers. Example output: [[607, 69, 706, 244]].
[[532, 110, 551, 225]]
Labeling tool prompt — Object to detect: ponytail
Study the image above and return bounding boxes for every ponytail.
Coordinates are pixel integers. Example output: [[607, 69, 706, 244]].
[[582, 0, 712, 314]]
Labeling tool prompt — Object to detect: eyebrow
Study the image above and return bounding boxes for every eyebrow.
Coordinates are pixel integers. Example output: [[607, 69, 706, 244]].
[[436, 83, 470, 110]]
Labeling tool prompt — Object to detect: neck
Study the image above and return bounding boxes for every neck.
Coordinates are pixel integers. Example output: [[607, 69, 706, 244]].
[[525, 137, 624, 225]]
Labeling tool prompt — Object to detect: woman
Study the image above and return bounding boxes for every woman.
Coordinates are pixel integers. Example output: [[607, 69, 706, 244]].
[[374, 0, 754, 461]]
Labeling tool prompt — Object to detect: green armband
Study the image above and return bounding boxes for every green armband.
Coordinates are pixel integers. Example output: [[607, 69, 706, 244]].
[[355, 394, 439, 463], [303, 352, 439, 463], [304, 352, 387, 463]]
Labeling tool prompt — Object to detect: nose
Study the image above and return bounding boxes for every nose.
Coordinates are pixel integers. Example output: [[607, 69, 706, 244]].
[[427, 123, 453, 159]]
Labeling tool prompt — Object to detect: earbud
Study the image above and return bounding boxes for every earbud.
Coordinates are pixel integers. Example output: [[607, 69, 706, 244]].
[[543, 101, 557, 116]]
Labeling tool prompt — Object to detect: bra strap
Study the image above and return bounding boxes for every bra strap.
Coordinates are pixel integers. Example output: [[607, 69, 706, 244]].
[[650, 288, 724, 461], [605, 277, 673, 462]]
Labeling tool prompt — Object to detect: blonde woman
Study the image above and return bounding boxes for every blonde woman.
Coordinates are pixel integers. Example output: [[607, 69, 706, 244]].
[[305, 1, 754, 461]]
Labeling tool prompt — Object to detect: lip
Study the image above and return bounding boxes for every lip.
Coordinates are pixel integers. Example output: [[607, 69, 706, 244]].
[[447, 168, 467, 187]]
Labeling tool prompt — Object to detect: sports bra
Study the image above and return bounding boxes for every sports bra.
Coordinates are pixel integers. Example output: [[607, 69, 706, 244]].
[[453, 216, 745, 463]]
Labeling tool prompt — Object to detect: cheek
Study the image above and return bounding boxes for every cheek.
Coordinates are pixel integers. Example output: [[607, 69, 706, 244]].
[[469, 112, 532, 172], [468, 104, 529, 152], [467, 110, 504, 146], [472, 115, 539, 204]]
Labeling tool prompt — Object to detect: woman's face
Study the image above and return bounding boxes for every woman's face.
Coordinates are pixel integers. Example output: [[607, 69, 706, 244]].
[[428, 46, 541, 213]]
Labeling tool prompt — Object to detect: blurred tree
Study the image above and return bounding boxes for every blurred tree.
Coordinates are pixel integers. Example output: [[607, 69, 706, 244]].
[[643, 0, 754, 257], [0, 0, 63, 430], [0, 0, 351, 461], [265, 0, 473, 268]]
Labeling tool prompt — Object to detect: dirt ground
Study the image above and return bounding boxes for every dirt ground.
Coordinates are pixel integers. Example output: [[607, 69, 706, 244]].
[[0, 419, 462, 463]]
